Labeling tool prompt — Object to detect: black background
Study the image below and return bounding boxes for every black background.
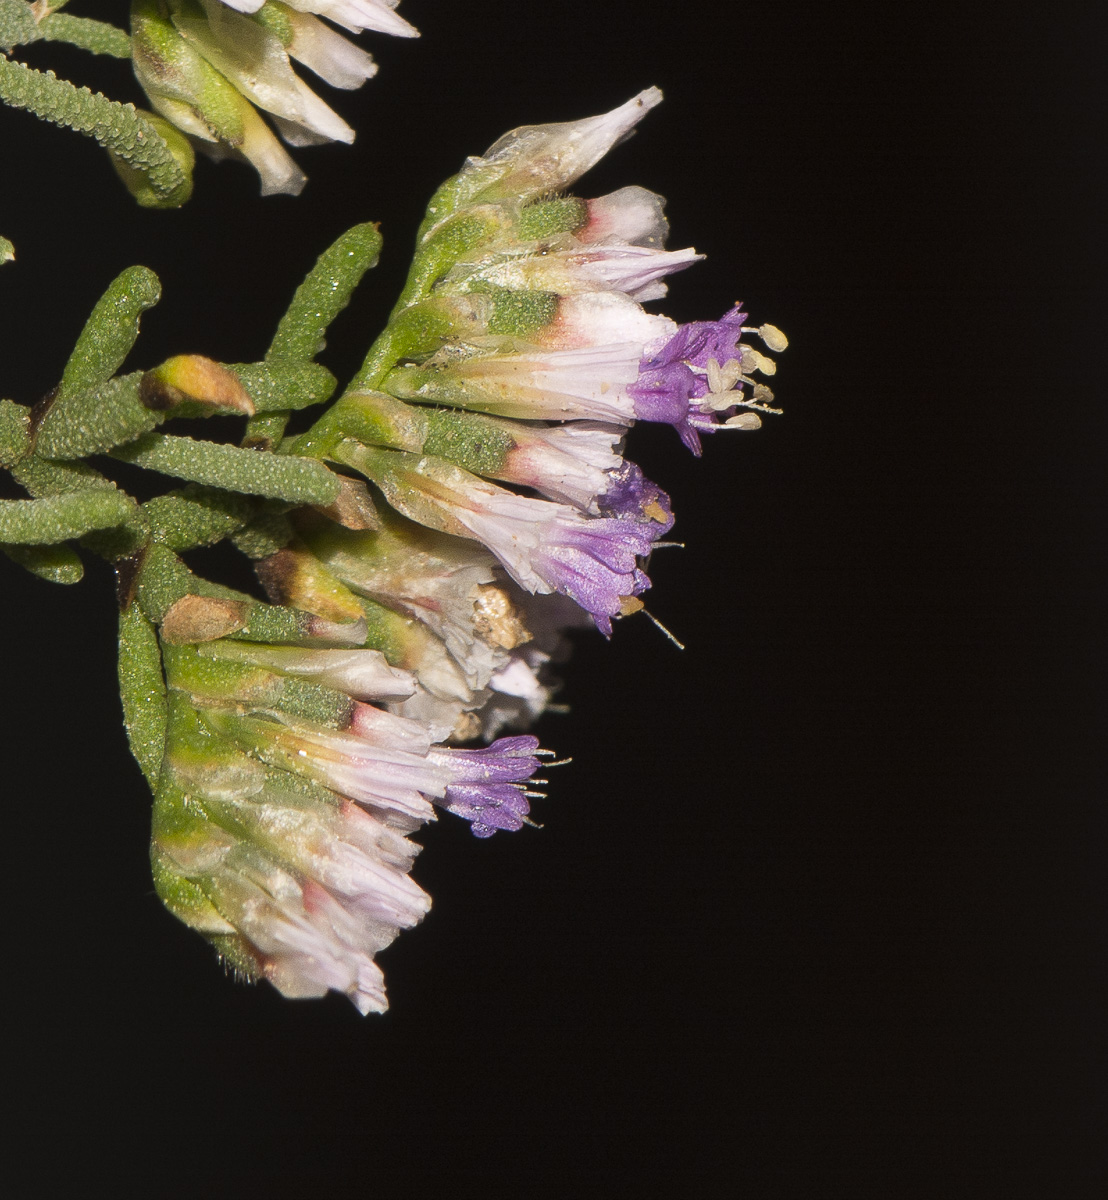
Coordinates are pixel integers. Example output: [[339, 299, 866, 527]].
[[1, 2, 1105, 1194]]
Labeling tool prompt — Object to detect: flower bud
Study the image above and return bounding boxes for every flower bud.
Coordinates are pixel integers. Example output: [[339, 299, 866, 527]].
[[140, 355, 255, 415]]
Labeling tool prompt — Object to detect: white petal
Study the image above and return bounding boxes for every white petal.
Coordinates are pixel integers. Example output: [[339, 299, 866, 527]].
[[541, 291, 676, 351], [285, 11, 378, 89], [479, 88, 663, 197], [283, 0, 419, 38], [579, 186, 670, 248], [238, 107, 307, 195], [201, 644, 417, 700], [176, 7, 354, 143]]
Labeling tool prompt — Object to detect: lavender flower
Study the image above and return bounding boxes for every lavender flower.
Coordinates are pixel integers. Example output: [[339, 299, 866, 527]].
[[151, 631, 548, 1011], [338, 443, 672, 635], [630, 307, 788, 453]]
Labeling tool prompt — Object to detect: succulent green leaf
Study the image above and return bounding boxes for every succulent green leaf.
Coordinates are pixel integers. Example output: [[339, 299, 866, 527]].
[[10, 454, 116, 498], [40, 13, 131, 58], [34, 372, 159, 459], [1, 541, 84, 584], [0, 488, 135, 543], [0, 235, 13, 264], [0, 0, 39, 53], [231, 362, 336, 414], [142, 485, 256, 551], [58, 267, 161, 399], [0, 56, 191, 204], [244, 224, 382, 450], [0, 398, 30, 468], [267, 224, 383, 364], [109, 112, 194, 209], [135, 543, 227, 624], [239, 411, 288, 452], [230, 510, 294, 559], [118, 601, 168, 788], [113, 432, 342, 504]]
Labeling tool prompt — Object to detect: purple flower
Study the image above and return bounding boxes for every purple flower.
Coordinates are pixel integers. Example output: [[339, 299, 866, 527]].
[[440, 783, 533, 837], [432, 734, 543, 783], [345, 445, 674, 634], [628, 305, 783, 454], [431, 735, 545, 836], [597, 461, 675, 535]]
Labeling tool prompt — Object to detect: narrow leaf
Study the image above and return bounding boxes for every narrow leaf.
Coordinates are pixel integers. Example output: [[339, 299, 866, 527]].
[[112, 432, 342, 504], [244, 224, 382, 449], [231, 361, 336, 413], [0, 57, 189, 204], [0, 488, 134, 543], [59, 266, 161, 398], [0, 0, 39, 53], [2, 541, 84, 584], [142, 485, 255, 551], [266, 224, 383, 364], [118, 601, 167, 789], [135, 543, 316, 645], [35, 372, 159, 458], [40, 13, 131, 58], [10, 454, 116, 498], [0, 398, 30, 467]]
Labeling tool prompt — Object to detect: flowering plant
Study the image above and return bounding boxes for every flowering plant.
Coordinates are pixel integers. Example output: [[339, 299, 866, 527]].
[[2, 3, 785, 1011]]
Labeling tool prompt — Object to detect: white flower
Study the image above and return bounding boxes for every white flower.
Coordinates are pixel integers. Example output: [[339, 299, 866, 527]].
[[470, 87, 664, 203], [218, 0, 418, 40]]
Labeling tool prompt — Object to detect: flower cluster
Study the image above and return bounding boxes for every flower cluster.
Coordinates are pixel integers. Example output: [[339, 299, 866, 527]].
[[151, 627, 548, 1011], [269, 89, 787, 742], [130, 0, 417, 195], [101, 90, 785, 1011]]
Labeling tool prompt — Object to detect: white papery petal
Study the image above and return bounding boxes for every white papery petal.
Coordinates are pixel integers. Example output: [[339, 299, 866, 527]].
[[285, 10, 378, 89], [541, 291, 676, 351], [566, 244, 703, 301], [176, 8, 354, 143], [237, 107, 308, 194], [349, 702, 434, 755], [504, 421, 624, 510], [283, 0, 419, 38], [201, 643, 416, 700], [432, 344, 642, 423], [477, 88, 663, 197], [579, 186, 670, 247]]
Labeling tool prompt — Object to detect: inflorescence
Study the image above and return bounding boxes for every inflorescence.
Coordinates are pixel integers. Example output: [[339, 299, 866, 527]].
[[0, 89, 785, 1011]]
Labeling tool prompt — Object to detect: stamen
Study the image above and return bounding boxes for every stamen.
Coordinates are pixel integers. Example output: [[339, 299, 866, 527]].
[[742, 323, 789, 352], [741, 348, 776, 376], [641, 607, 685, 650], [650, 541, 686, 549]]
